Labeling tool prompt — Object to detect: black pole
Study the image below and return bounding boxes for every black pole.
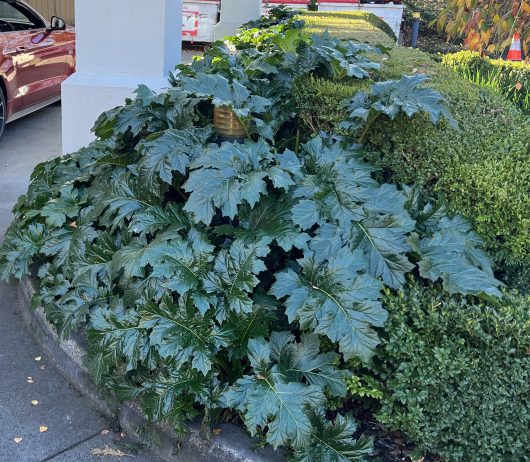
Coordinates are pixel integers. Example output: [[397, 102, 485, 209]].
[[411, 12, 420, 48]]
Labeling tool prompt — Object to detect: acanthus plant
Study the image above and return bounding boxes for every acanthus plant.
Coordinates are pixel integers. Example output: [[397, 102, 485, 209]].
[[0, 27, 502, 461]]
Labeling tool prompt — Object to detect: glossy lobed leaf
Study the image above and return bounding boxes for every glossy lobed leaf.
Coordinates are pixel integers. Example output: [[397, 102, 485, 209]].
[[294, 411, 372, 462], [270, 249, 387, 362], [184, 139, 293, 224], [136, 127, 212, 190], [204, 237, 270, 318], [410, 216, 503, 297], [224, 337, 325, 449], [140, 295, 230, 375]]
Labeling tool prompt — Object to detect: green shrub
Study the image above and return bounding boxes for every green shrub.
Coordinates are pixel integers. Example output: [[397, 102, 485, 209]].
[[292, 76, 358, 134], [443, 51, 530, 113], [0, 28, 502, 461], [299, 11, 396, 45], [291, 47, 530, 285], [374, 281, 530, 462], [366, 49, 530, 276]]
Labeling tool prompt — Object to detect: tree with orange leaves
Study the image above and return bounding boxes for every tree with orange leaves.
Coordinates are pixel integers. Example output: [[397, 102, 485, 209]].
[[438, 0, 529, 59]]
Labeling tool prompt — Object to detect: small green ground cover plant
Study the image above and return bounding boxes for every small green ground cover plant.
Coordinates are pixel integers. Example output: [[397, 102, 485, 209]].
[[442, 50, 530, 113], [0, 15, 506, 462]]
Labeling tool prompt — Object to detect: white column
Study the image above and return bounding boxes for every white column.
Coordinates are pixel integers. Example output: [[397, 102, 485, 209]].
[[214, 0, 262, 41], [61, 0, 183, 154]]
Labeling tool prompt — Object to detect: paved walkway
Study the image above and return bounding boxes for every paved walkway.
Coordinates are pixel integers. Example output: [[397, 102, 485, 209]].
[[0, 107, 163, 461]]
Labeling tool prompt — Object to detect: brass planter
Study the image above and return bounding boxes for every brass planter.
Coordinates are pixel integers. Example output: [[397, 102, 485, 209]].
[[213, 106, 247, 139]]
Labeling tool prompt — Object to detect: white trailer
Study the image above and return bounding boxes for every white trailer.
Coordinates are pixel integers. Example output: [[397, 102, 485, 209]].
[[183, 0, 221, 42]]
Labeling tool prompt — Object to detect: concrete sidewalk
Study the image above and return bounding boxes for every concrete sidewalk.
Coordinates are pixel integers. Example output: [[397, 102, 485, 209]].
[[0, 105, 163, 461]]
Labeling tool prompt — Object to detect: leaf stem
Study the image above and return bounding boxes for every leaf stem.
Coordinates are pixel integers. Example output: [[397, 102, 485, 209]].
[[358, 109, 381, 144]]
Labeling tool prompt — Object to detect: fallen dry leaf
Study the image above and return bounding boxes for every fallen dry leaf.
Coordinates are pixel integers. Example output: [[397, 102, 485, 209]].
[[13, 437, 23, 444], [101, 429, 109, 435], [39, 426, 48, 433], [212, 428, 223, 435], [91, 445, 132, 458], [31, 400, 39, 406], [515, 82, 523, 91], [35, 356, 42, 361]]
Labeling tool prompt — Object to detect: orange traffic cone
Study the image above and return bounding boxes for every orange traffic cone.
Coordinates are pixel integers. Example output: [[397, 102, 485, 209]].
[[506, 33, 522, 61]]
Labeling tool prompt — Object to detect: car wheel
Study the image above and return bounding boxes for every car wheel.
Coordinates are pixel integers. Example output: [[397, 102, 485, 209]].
[[0, 89, 5, 140]]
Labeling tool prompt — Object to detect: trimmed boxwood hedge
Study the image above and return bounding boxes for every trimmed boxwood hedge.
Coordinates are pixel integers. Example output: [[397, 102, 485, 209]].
[[299, 10, 397, 45], [442, 50, 530, 113], [374, 281, 530, 462], [294, 47, 530, 286]]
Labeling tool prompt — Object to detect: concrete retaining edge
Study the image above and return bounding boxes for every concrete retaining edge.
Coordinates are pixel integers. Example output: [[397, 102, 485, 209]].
[[18, 277, 284, 462]]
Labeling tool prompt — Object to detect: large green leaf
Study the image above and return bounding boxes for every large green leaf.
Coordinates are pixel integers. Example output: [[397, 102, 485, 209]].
[[224, 338, 325, 449], [40, 184, 81, 228], [221, 198, 310, 251], [141, 229, 214, 299], [411, 216, 503, 297], [140, 295, 230, 375], [142, 369, 204, 435], [292, 138, 415, 288], [129, 203, 188, 237], [291, 137, 377, 229], [226, 291, 277, 359], [294, 411, 372, 462], [180, 73, 271, 119], [270, 249, 386, 362], [272, 332, 349, 397], [349, 184, 416, 289], [0, 223, 45, 279], [184, 139, 291, 224], [70, 231, 118, 285], [311, 34, 380, 80], [88, 171, 156, 229], [40, 208, 99, 269], [137, 128, 211, 190], [342, 74, 457, 130], [88, 304, 148, 372], [204, 237, 270, 318]]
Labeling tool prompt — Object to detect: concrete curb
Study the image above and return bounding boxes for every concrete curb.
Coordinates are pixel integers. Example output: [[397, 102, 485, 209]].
[[18, 277, 285, 462]]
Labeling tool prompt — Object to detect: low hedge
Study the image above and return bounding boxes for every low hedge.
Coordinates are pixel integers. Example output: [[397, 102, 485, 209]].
[[293, 47, 530, 286], [292, 76, 357, 134], [374, 281, 530, 462], [298, 11, 397, 45], [443, 50, 530, 113]]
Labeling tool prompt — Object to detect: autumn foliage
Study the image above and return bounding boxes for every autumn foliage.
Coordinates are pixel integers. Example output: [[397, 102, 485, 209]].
[[438, 0, 530, 58]]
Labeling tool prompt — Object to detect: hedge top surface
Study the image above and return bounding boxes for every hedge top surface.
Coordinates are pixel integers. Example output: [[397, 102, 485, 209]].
[[298, 10, 397, 46]]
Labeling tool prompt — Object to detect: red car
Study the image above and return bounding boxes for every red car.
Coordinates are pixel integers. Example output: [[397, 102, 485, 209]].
[[0, 0, 75, 139]]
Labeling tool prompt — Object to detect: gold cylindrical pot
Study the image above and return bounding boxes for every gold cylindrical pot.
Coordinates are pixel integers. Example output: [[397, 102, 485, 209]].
[[213, 106, 247, 139]]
